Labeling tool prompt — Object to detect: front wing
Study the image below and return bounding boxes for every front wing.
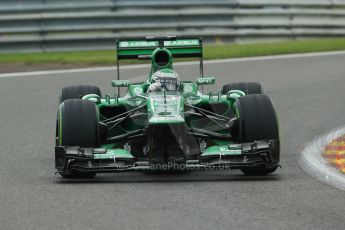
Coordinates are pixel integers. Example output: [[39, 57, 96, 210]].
[[55, 140, 279, 174]]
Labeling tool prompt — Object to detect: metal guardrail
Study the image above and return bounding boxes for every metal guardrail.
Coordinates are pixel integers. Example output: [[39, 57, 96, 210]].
[[0, 0, 345, 52]]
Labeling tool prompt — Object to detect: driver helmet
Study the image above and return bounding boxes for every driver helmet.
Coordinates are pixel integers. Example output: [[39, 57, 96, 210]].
[[151, 68, 180, 91]]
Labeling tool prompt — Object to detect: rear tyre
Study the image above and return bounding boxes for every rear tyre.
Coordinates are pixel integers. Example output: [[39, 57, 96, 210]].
[[222, 82, 263, 119], [235, 94, 279, 175], [222, 82, 263, 95], [60, 85, 101, 103], [57, 99, 100, 178]]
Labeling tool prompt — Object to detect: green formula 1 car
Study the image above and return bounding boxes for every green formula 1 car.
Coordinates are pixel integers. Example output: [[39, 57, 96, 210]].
[[55, 36, 280, 178]]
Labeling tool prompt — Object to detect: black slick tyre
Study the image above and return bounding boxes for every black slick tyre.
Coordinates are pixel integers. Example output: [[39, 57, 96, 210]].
[[222, 82, 263, 119], [60, 85, 101, 103], [235, 94, 279, 175], [57, 99, 100, 178], [222, 82, 263, 95]]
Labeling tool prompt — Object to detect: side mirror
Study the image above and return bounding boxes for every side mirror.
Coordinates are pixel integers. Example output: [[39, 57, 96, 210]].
[[196, 77, 215, 85], [111, 80, 131, 87]]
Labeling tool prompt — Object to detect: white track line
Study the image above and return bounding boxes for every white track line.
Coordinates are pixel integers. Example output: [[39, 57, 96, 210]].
[[300, 126, 345, 191], [1, 50, 345, 78]]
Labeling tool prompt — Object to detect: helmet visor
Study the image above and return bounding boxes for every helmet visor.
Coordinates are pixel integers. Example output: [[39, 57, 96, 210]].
[[158, 77, 178, 91]]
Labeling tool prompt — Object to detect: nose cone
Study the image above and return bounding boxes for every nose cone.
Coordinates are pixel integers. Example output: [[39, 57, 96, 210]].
[[147, 93, 184, 125]]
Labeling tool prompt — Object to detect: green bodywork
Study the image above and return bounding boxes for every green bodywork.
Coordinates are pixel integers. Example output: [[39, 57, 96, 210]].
[[55, 37, 281, 176], [202, 144, 242, 156], [80, 38, 247, 160], [94, 149, 133, 160]]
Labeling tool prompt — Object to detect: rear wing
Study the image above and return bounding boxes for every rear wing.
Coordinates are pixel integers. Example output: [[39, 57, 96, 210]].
[[116, 36, 203, 60], [115, 36, 204, 89]]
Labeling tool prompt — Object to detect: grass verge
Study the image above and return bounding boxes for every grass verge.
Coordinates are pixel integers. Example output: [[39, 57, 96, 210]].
[[1, 38, 345, 66]]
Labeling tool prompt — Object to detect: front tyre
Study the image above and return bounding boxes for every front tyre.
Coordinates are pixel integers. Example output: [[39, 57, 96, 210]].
[[235, 94, 280, 175], [57, 99, 100, 178]]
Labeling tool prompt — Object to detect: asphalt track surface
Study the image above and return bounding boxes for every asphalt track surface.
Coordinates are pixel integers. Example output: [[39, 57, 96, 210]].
[[1, 53, 345, 230]]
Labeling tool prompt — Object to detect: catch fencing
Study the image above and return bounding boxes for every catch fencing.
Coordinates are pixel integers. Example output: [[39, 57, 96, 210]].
[[0, 0, 345, 52]]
